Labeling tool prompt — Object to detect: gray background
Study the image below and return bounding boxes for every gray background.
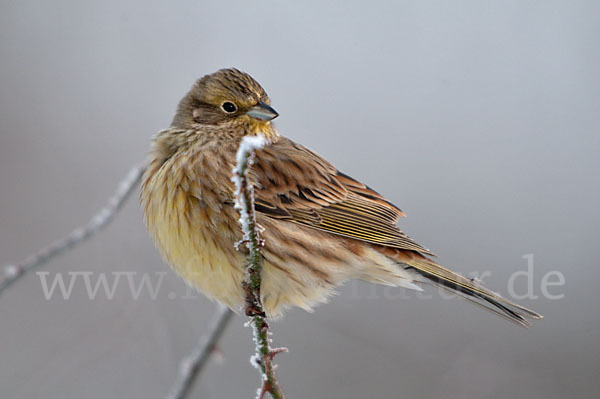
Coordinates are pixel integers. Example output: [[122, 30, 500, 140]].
[[1, 1, 598, 398]]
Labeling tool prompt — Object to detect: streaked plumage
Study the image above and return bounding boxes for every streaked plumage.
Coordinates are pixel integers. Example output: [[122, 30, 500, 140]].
[[141, 68, 541, 326]]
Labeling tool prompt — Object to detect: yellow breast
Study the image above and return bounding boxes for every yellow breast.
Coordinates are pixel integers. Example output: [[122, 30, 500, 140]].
[[141, 152, 246, 310]]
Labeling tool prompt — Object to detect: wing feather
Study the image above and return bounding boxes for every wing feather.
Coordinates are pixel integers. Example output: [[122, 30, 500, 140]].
[[251, 137, 434, 256]]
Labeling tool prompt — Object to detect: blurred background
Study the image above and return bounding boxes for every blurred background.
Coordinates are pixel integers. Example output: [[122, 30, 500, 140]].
[[1, 1, 598, 398]]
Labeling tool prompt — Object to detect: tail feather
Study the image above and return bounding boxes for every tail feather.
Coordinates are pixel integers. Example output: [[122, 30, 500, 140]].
[[405, 257, 543, 327]]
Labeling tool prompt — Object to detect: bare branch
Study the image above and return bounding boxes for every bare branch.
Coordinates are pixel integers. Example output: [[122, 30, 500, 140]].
[[0, 162, 147, 297], [232, 134, 286, 399], [165, 305, 234, 399]]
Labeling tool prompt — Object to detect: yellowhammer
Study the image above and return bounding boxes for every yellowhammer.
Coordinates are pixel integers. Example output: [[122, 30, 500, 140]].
[[141, 68, 541, 326]]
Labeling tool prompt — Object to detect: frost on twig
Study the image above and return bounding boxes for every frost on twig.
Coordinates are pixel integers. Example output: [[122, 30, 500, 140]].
[[1, 158, 235, 398], [165, 305, 233, 399], [0, 162, 147, 297], [232, 134, 286, 399]]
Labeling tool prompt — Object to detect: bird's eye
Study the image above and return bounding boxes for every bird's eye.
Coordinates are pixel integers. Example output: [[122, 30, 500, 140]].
[[221, 101, 237, 113]]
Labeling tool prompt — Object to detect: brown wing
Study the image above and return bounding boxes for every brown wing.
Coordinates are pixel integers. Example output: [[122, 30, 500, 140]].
[[251, 137, 435, 256]]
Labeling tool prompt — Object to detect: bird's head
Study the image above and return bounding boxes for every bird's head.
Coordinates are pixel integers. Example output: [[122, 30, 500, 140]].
[[171, 68, 278, 135]]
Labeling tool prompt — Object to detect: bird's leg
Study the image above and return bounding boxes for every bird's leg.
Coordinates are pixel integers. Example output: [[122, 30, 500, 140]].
[[245, 304, 266, 318], [243, 281, 267, 318]]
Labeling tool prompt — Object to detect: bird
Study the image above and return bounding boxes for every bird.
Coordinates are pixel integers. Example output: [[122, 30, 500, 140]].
[[140, 68, 542, 326]]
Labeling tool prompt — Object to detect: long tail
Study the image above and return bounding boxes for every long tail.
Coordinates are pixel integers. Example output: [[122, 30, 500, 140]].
[[388, 250, 543, 327]]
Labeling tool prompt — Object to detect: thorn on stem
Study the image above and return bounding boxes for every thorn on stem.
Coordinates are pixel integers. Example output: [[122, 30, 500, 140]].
[[268, 347, 288, 360]]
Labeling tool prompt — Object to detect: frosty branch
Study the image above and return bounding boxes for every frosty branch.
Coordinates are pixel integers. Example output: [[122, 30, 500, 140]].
[[166, 305, 233, 399], [0, 159, 238, 398], [0, 162, 147, 297], [232, 135, 286, 399], [2, 137, 285, 398]]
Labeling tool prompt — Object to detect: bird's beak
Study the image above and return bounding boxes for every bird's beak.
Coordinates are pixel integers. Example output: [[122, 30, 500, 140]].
[[246, 101, 279, 121]]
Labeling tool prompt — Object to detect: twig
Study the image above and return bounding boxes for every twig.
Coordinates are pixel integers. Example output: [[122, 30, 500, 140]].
[[165, 305, 234, 399], [232, 134, 286, 399], [0, 162, 147, 297]]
